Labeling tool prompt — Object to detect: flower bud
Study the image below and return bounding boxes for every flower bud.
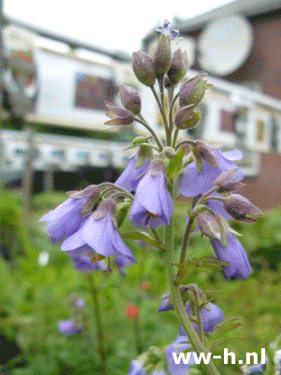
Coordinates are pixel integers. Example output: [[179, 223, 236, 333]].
[[174, 105, 194, 129], [196, 210, 222, 240], [132, 51, 156, 86], [214, 168, 244, 193], [167, 48, 189, 84], [179, 74, 209, 107], [223, 194, 262, 222], [105, 103, 134, 126], [152, 34, 172, 76], [163, 146, 176, 158], [120, 85, 141, 115]]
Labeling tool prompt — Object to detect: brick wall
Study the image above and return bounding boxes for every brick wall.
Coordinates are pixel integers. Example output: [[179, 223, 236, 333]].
[[241, 153, 281, 210]]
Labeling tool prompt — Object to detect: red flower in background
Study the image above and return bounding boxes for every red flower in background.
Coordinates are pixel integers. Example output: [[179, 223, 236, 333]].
[[139, 281, 150, 291], [126, 304, 139, 320]]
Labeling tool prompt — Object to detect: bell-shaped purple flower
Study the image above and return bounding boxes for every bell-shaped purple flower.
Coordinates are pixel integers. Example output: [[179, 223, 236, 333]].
[[130, 159, 174, 227], [39, 185, 100, 243], [211, 232, 252, 280], [178, 149, 244, 197], [178, 302, 224, 336], [186, 302, 224, 333], [58, 320, 82, 335], [61, 199, 136, 263], [115, 155, 150, 192], [166, 336, 194, 375], [70, 255, 107, 272]]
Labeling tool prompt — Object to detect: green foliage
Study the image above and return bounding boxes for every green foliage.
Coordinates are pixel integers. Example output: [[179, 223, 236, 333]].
[[0, 191, 281, 374]]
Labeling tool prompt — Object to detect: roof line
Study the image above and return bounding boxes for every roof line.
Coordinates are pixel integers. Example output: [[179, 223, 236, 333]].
[[1, 15, 131, 62]]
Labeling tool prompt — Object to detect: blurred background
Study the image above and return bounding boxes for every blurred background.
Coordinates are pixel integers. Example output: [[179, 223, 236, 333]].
[[1, 0, 281, 374]]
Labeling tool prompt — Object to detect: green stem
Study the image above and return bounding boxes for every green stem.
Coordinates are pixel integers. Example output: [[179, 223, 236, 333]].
[[178, 214, 195, 271], [88, 273, 107, 375], [194, 290, 204, 344], [135, 116, 164, 151], [134, 317, 142, 355], [99, 182, 134, 200], [164, 183, 220, 375], [168, 86, 174, 131], [159, 76, 171, 146], [172, 128, 179, 148], [150, 84, 170, 146], [164, 239, 220, 375]]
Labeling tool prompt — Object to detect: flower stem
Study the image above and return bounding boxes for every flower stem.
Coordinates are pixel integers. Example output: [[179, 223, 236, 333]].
[[99, 182, 134, 200], [159, 76, 171, 146], [172, 128, 179, 148], [176, 214, 195, 281], [194, 289, 204, 344], [165, 184, 220, 375], [88, 273, 107, 375], [150, 84, 171, 146], [134, 317, 142, 355], [135, 115, 164, 151]]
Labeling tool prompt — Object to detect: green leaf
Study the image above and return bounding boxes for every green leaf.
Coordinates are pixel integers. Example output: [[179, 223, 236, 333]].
[[166, 147, 185, 180], [121, 231, 165, 250], [175, 257, 231, 278]]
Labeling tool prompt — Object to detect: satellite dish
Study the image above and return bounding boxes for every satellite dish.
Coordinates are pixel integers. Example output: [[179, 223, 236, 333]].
[[198, 15, 253, 76]]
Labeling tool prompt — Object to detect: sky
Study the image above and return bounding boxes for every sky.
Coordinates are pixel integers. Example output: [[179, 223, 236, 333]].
[[4, 0, 234, 54]]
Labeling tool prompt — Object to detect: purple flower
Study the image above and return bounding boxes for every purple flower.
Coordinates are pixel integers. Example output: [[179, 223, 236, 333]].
[[178, 149, 244, 197], [246, 362, 267, 375], [58, 320, 82, 335], [39, 185, 100, 243], [61, 199, 136, 263], [211, 232, 252, 280], [128, 360, 146, 375], [114, 255, 134, 276], [156, 20, 179, 38], [166, 336, 194, 375], [73, 298, 85, 309], [128, 360, 165, 375], [115, 155, 150, 192], [158, 294, 174, 312], [130, 159, 174, 227], [206, 193, 232, 220], [71, 255, 107, 272], [179, 302, 224, 335], [187, 303, 223, 333]]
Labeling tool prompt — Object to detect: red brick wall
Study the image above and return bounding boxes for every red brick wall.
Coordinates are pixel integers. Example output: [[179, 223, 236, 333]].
[[186, 11, 281, 100], [226, 12, 281, 99], [241, 153, 281, 210]]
